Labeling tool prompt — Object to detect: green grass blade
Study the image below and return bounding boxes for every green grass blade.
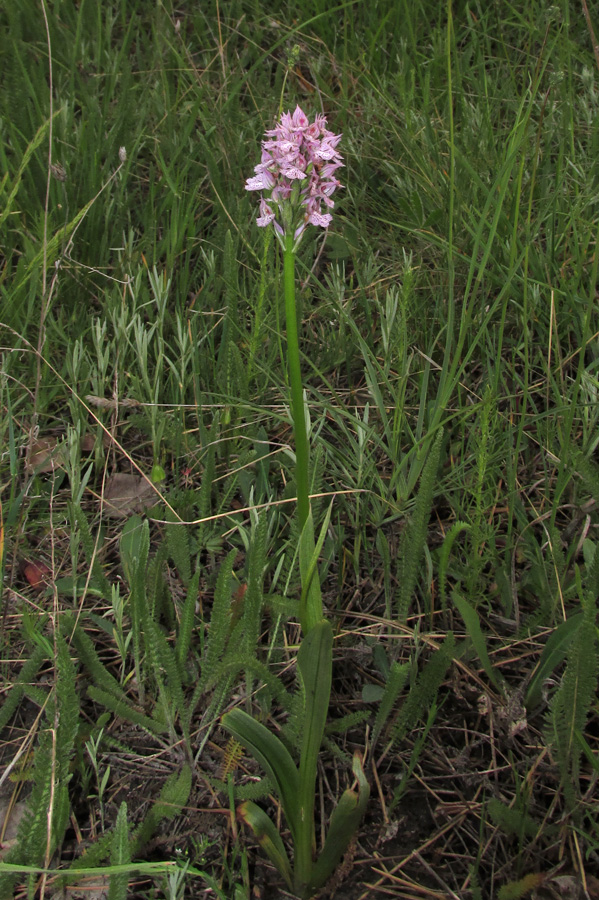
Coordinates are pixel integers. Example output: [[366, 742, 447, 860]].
[[452, 591, 502, 690]]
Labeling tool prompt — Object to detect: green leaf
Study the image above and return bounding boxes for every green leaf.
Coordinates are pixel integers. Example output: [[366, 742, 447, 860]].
[[299, 501, 333, 634], [87, 686, 167, 735], [0, 111, 60, 230], [53, 575, 107, 597], [392, 633, 455, 745], [453, 592, 502, 689], [197, 549, 237, 694], [176, 570, 200, 678], [132, 766, 192, 855], [525, 613, 583, 711], [294, 620, 334, 891], [362, 684, 385, 703], [66, 617, 127, 702], [222, 710, 300, 842], [309, 754, 370, 892], [371, 660, 410, 747], [396, 429, 444, 621], [298, 621, 333, 783], [544, 612, 598, 805], [487, 798, 538, 838], [497, 873, 545, 900], [119, 516, 149, 587], [150, 463, 166, 484], [237, 801, 293, 889], [165, 506, 192, 586], [0, 645, 46, 732], [108, 803, 130, 900], [438, 521, 471, 610]]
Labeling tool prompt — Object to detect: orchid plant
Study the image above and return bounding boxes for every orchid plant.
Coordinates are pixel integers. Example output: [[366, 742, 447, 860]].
[[222, 107, 369, 899]]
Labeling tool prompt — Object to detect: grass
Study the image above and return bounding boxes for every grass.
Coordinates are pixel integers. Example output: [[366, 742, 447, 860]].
[[2, 0, 599, 897]]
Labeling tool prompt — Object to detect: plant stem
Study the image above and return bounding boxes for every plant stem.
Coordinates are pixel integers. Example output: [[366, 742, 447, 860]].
[[283, 232, 310, 534]]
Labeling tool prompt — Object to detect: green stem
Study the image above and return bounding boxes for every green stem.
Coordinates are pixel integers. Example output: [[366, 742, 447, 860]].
[[283, 232, 310, 534]]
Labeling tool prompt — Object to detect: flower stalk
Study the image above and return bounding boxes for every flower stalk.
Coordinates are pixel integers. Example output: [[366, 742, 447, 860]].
[[283, 231, 310, 534]]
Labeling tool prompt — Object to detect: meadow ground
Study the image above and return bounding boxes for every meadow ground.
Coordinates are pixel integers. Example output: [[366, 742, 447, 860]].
[[2, 1, 599, 898]]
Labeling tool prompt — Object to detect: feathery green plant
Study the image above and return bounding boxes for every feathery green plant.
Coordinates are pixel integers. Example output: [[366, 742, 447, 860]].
[[176, 569, 201, 680], [62, 767, 192, 882], [544, 582, 598, 809], [463, 386, 499, 604], [195, 548, 238, 697], [67, 616, 169, 735], [131, 766, 192, 856], [120, 516, 151, 700], [70, 511, 272, 756], [497, 874, 546, 900], [487, 798, 538, 840], [371, 660, 411, 749], [574, 451, 599, 506], [0, 644, 47, 733], [165, 508, 192, 587], [391, 634, 454, 749], [107, 803, 131, 900], [384, 635, 454, 813], [0, 636, 80, 900]]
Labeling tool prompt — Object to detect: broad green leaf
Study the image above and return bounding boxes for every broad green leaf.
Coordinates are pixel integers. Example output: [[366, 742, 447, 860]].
[[310, 753, 370, 892], [222, 710, 300, 841], [237, 801, 293, 889], [298, 621, 333, 784], [295, 620, 334, 891], [362, 684, 385, 703]]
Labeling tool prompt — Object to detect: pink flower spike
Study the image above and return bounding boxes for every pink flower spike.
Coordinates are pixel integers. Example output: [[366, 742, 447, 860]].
[[245, 106, 342, 238]]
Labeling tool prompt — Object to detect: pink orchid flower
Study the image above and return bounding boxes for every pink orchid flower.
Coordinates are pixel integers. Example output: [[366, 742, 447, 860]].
[[245, 105, 343, 246]]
